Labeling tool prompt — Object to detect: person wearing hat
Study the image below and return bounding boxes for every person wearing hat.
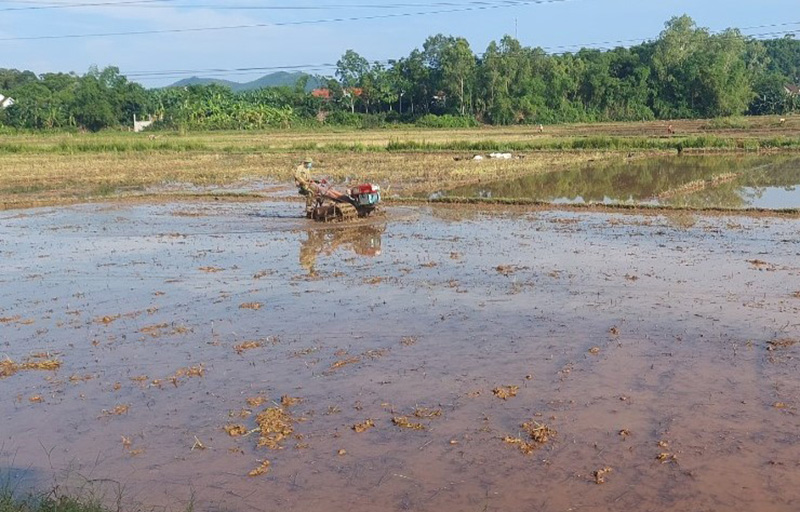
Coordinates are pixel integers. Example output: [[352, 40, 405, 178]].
[[295, 158, 316, 216]]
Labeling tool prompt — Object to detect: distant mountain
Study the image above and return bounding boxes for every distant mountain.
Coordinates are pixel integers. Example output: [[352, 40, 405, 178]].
[[167, 71, 323, 92], [169, 76, 240, 89]]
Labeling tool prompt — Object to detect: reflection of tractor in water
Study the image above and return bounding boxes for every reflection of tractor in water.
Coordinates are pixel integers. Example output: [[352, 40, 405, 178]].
[[294, 160, 381, 222], [299, 225, 384, 275]]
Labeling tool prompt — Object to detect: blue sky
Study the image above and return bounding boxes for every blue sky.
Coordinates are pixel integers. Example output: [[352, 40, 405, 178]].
[[1, 0, 798, 87]]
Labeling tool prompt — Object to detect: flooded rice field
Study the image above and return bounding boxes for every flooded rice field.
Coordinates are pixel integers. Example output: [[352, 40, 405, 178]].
[[1, 201, 800, 511], [443, 155, 800, 210]]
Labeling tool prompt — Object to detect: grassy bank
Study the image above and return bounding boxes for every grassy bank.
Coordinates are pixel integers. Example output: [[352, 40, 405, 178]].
[[2, 135, 799, 157], [416, 195, 800, 216], [0, 491, 106, 512], [1, 115, 800, 210], [0, 150, 614, 210]]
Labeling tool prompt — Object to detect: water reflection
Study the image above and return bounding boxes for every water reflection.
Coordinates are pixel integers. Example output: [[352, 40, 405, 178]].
[[299, 225, 383, 275], [444, 155, 800, 209]]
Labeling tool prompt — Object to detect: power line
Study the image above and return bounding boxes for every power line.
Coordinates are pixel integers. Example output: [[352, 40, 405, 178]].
[[0, 0, 551, 11], [546, 20, 800, 51], [0, 0, 176, 12], [0, 0, 570, 41], [120, 24, 800, 81]]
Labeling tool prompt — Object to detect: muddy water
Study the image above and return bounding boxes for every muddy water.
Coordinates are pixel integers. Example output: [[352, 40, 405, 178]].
[[444, 155, 800, 209], [1, 201, 800, 512]]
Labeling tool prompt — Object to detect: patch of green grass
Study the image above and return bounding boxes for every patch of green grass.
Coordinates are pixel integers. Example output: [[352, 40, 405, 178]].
[[0, 184, 51, 195], [386, 137, 674, 152], [705, 116, 749, 130], [91, 183, 119, 197], [0, 491, 107, 512]]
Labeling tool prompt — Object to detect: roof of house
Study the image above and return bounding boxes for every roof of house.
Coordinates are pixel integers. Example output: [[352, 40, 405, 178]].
[[785, 84, 800, 95], [312, 87, 363, 99]]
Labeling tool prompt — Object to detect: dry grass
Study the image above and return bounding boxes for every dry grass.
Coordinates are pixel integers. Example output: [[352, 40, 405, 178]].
[[2, 117, 799, 210], [3, 115, 798, 152], [0, 149, 608, 209]]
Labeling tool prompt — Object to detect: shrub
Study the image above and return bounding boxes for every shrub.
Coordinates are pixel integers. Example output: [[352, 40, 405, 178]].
[[325, 111, 364, 128], [414, 114, 479, 128]]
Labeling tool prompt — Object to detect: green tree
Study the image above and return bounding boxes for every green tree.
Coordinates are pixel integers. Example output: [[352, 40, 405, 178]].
[[651, 16, 753, 118], [336, 50, 370, 113], [763, 35, 800, 83], [392, 50, 430, 115], [5, 82, 52, 128], [0, 68, 37, 93], [71, 73, 116, 131], [439, 37, 476, 115]]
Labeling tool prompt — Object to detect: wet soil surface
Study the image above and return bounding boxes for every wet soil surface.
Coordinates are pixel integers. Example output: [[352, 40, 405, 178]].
[[1, 201, 800, 512]]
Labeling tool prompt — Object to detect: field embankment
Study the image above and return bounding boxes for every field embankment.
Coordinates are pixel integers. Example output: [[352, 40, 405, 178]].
[[2, 116, 800, 210]]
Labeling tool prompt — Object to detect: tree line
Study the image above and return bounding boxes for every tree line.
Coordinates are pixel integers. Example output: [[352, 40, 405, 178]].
[[1, 15, 799, 132]]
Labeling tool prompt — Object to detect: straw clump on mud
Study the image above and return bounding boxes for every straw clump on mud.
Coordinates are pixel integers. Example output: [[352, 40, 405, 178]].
[[413, 407, 443, 419], [234, 341, 263, 354], [0, 357, 62, 379], [248, 460, 271, 477], [353, 419, 376, 433], [593, 467, 613, 484], [493, 385, 519, 400], [255, 407, 295, 449], [225, 424, 249, 437], [139, 323, 189, 338], [767, 338, 798, 351], [246, 395, 303, 450], [392, 416, 426, 430], [246, 396, 267, 408], [101, 404, 130, 417], [503, 419, 557, 455]]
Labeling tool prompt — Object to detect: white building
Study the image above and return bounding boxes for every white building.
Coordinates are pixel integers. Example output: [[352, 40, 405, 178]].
[[0, 94, 14, 108], [133, 113, 155, 132]]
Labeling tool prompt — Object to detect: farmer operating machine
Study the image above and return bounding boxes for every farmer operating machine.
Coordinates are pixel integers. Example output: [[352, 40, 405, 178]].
[[294, 160, 381, 222]]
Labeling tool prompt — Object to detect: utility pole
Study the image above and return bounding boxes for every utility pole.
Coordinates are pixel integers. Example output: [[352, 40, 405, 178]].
[[515, 18, 518, 39]]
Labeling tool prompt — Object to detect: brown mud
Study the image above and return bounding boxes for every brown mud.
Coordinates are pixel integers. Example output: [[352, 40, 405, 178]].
[[1, 201, 800, 511]]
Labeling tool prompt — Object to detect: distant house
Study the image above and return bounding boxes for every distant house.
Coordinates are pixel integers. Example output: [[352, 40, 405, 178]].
[[133, 114, 157, 133], [785, 84, 800, 96], [311, 87, 363, 100], [0, 93, 14, 108]]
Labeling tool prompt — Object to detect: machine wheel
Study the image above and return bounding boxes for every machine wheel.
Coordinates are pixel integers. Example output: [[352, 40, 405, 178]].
[[334, 203, 358, 222]]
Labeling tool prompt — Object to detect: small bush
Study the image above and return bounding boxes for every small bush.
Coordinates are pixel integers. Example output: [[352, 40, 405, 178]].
[[325, 111, 364, 128], [705, 116, 749, 130], [414, 114, 479, 128]]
